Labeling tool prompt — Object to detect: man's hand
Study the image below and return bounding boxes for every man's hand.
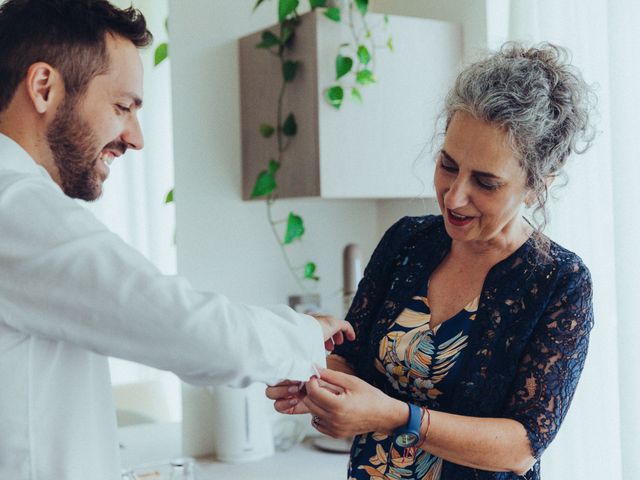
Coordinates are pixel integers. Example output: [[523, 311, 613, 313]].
[[310, 314, 356, 351]]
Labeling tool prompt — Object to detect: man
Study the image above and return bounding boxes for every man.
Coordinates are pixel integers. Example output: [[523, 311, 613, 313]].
[[0, 1, 354, 478]]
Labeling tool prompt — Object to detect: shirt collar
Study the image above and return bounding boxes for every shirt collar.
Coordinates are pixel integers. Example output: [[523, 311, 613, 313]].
[[0, 132, 57, 183]]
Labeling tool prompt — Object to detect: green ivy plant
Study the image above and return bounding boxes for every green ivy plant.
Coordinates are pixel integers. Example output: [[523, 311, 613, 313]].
[[251, 0, 391, 290], [153, 20, 173, 205], [323, 1, 392, 109], [157, 1, 391, 291]]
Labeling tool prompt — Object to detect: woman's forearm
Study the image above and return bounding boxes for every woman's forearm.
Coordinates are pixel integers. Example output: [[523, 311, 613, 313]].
[[381, 399, 536, 475], [323, 357, 533, 473]]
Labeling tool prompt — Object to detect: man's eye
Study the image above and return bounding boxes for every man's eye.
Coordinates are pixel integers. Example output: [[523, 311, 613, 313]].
[[117, 104, 131, 113]]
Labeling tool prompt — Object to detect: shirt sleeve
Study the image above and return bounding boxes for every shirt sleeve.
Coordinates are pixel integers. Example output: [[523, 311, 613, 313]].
[[333, 217, 406, 373], [502, 258, 594, 458], [0, 172, 325, 387]]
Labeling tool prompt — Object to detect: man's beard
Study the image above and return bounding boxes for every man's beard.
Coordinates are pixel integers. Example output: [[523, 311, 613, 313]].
[[46, 96, 103, 201]]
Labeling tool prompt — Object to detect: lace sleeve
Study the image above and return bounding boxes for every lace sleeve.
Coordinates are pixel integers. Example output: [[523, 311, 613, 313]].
[[332, 217, 407, 372], [503, 260, 594, 458]]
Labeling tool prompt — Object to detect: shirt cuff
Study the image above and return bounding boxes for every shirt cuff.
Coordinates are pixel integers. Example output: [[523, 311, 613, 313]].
[[283, 312, 327, 382]]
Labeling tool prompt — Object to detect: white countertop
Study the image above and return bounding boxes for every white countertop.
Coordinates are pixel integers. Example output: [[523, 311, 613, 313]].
[[123, 437, 349, 480], [195, 439, 349, 480]]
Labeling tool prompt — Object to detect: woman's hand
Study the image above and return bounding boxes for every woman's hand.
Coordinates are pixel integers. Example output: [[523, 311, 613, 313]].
[[265, 355, 356, 416], [303, 367, 407, 438], [265, 380, 310, 415]]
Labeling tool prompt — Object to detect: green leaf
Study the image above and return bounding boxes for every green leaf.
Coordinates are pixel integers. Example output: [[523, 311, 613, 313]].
[[356, 69, 376, 85], [282, 113, 297, 136], [351, 87, 362, 103], [284, 213, 305, 244], [260, 123, 275, 138], [309, 0, 326, 8], [326, 85, 344, 109], [323, 7, 341, 22], [355, 0, 368, 16], [268, 159, 281, 175], [164, 188, 174, 204], [304, 262, 320, 280], [335, 54, 353, 80], [251, 169, 277, 198], [154, 42, 168, 66], [256, 30, 280, 49], [387, 37, 394, 52], [384, 14, 389, 24], [357, 45, 370, 65], [253, 0, 268, 11], [279, 0, 299, 22], [282, 60, 299, 82]]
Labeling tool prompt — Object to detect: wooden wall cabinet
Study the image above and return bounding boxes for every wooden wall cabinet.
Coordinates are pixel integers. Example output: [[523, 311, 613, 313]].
[[239, 11, 462, 200]]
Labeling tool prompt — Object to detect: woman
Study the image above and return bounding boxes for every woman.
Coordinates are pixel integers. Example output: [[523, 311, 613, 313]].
[[266, 43, 595, 479]]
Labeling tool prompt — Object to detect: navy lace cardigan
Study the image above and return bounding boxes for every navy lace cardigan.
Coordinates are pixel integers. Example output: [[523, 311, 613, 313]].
[[333, 215, 593, 480]]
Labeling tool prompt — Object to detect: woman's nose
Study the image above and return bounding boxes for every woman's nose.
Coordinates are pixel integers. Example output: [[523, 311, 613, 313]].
[[444, 178, 470, 209]]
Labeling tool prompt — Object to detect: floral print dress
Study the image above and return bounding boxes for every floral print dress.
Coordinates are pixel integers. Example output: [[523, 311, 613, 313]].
[[348, 281, 479, 480]]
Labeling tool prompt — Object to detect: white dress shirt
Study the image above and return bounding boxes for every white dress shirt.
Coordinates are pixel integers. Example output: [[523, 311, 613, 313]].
[[0, 133, 325, 480]]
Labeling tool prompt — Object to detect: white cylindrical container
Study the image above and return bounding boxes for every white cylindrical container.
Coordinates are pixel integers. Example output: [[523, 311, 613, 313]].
[[209, 383, 275, 463]]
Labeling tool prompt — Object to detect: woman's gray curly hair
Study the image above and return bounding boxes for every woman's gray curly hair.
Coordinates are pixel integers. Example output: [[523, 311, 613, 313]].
[[443, 42, 596, 252]]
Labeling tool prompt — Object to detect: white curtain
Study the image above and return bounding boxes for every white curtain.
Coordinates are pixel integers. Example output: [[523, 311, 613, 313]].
[[495, 0, 638, 478], [81, 0, 180, 420]]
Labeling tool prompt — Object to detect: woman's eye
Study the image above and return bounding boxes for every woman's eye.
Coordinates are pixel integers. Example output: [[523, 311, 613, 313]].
[[439, 157, 457, 172], [116, 104, 131, 113], [476, 178, 501, 191]]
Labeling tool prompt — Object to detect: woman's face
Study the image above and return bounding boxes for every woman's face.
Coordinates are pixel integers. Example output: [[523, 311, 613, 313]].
[[434, 111, 532, 246]]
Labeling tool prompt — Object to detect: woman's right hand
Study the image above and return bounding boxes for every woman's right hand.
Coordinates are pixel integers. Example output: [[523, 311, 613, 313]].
[[265, 380, 310, 415]]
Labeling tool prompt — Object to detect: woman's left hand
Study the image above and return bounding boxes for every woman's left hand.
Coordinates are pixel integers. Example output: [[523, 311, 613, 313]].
[[303, 367, 405, 438]]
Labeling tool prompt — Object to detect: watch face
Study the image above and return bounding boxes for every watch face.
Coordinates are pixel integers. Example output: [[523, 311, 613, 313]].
[[395, 432, 419, 448]]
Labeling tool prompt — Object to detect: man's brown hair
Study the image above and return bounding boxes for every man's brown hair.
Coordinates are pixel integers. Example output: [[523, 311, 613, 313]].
[[0, 0, 153, 111]]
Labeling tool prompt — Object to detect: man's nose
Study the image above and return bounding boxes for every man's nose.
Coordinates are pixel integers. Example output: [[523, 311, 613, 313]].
[[122, 115, 144, 150]]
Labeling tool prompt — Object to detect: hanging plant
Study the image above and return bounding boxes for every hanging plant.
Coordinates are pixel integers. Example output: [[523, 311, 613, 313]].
[[320, 0, 392, 109], [157, 2, 392, 290], [251, 0, 392, 290]]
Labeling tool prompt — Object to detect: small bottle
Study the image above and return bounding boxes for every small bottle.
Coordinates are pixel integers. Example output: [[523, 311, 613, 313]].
[[169, 458, 195, 480], [342, 244, 362, 316]]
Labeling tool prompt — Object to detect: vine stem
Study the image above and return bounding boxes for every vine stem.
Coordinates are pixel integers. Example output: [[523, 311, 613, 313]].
[[347, 2, 360, 51], [267, 196, 307, 291], [270, 24, 310, 291], [276, 53, 286, 153]]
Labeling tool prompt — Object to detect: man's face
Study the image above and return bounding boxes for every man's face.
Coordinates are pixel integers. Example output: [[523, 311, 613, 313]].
[[47, 34, 144, 200]]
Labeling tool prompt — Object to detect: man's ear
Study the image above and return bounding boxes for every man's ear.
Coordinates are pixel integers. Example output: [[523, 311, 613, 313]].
[[25, 62, 63, 114]]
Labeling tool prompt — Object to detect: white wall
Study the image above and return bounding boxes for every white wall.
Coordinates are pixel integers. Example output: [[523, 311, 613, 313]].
[[372, 0, 488, 60]]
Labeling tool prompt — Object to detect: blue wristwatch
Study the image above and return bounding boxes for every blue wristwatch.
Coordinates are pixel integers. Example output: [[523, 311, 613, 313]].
[[393, 403, 421, 448]]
